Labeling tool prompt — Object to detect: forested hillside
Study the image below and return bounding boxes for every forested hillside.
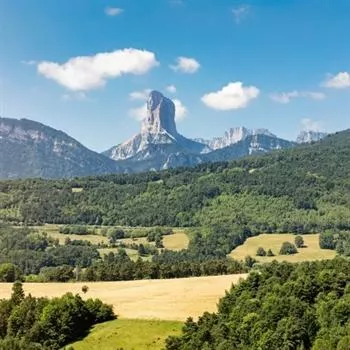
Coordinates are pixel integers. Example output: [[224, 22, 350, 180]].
[[166, 258, 350, 350], [1, 129, 349, 234]]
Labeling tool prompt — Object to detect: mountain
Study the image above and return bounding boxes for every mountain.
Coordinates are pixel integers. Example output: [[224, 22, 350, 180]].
[[104, 90, 209, 161], [194, 127, 276, 150], [296, 130, 328, 143], [0, 117, 120, 179], [104, 91, 294, 172]]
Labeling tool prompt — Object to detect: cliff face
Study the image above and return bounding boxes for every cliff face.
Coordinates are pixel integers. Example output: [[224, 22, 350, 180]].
[[104, 90, 208, 161]]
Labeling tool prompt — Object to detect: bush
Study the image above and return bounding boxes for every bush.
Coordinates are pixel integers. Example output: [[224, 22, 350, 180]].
[[256, 247, 267, 256], [279, 242, 298, 255], [294, 235, 304, 248], [267, 249, 274, 256], [0, 264, 23, 282]]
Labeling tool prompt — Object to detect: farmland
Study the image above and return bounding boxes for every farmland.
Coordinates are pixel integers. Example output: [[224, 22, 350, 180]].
[[0, 273, 247, 321], [230, 233, 336, 263]]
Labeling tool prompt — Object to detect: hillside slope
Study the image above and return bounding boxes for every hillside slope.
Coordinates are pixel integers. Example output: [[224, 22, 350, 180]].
[[0, 117, 120, 179]]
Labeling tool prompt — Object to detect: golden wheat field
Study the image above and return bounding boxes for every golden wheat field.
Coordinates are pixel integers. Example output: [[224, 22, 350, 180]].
[[0, 274, 247, 321]]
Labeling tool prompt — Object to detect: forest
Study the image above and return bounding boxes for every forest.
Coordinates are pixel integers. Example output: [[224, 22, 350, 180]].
[[166, 258, 350, 350], [0, 281, 114, 349]]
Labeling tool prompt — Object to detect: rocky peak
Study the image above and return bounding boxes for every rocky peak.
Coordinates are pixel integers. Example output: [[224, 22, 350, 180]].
[[296, 130, 328, 144], [141, 90, 177, 137]]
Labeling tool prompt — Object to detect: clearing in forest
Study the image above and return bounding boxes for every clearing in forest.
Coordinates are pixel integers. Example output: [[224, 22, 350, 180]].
[[230, 233, 336, 263]]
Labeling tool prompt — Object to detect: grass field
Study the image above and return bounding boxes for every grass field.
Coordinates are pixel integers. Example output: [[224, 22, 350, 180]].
[[69, 319, 183, 350], [230, 233, 336, 262], [163, 231, 189, 251], [0, 274, 246, 321]]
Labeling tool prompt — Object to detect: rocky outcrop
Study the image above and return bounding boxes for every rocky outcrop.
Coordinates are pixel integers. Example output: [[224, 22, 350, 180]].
[[104, 90, 209, 161], [296, 130, 328, 144], [194, 127, 277, 150]]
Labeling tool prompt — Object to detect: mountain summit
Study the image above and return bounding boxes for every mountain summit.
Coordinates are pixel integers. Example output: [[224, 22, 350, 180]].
[[104, 90, 208, 161]]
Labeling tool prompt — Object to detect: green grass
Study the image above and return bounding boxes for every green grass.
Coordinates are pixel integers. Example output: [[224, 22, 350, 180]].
[[230, 233, 337, 263], [69, 319, 183, 350]]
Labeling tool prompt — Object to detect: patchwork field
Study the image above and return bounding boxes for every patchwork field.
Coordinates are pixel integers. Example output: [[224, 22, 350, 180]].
[[163, 231, 189, 251], [69, 319, 183, 350], [0, 274, 247, 321], [230, 233, 336, 262]]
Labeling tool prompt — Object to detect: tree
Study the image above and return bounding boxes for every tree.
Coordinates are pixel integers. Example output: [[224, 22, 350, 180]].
[[138, 244, 147, 256], [279, 242, 298, 255], [244, 255, 257, 268], [11, 281, 25, 306], [0, 264, 22, 282], [256, 247, 267, 256], [294, 235, 304, 248], [82, 285, 89, 294], [267, 249, 274, 257]]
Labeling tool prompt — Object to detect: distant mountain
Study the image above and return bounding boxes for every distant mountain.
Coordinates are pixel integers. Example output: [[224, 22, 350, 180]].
[[104, 90, 210, 162], [0, 117, 120, 179], [0, 91, 333, 179], [194, 127, 276, 150], [104, 91, 294, 172], [296, 130, 328, 144]]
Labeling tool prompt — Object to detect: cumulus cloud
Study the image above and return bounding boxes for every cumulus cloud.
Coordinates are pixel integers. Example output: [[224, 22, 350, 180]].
[[201, 82, 260, 110], [37, 49, 159, 91], [170, 57, 200, 74], [173, 99, 188, 121], [129, 103, 147, 121], [105, 7, 124, 16], [301, 118, 324, 132], [232, 5, 250, 24], [323, 72, 350, 89], [166, 85, 177, 93], [270, 90, 326, 104], [129, 89, 152, 101]]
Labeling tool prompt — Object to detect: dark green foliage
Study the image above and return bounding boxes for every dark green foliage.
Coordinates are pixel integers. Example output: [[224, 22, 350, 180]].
[[279, 242, 298, 255], [267, 249, 275, 256], [0, 283, 115, 350], [256, 247, 266, 256], [82, 250, 247, 281], [294, 235, 305, 248], [319, 231, 337, 250], [0, 264, 23, 282], [167, 258, 350, 350], [1, 130, 349, 234]]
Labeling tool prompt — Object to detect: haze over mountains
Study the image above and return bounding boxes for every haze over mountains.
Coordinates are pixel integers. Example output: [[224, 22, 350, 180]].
[[0, 90, 329, 179]]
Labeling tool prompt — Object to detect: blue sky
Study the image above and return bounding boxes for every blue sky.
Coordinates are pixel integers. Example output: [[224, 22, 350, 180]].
[[1, 0, 350, 151]]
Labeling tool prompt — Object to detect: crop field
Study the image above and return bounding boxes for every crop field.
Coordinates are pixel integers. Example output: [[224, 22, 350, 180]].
[[0, 274, 247, 321], [230, 233, 336, 262], [69, 319, 183, 350]]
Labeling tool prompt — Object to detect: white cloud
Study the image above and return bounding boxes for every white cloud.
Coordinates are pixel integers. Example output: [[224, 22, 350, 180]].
[[270, 90, 326, 104], [201, 82, 260, 110], [173, 99, 187, 121], [129, 89, 151, 101], [170, 57, 200, 74], [232, 5, 250, 24], [301, 118, 324, 132], [37, 48, 159, 91], [105, 7, 124, 16], [166, 85, 177, 93], [324, 72, 350, 89], [129, 103, 147, 121]]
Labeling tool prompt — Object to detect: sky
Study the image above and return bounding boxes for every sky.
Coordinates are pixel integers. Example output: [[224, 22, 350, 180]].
[[1, 0, 350, 152]]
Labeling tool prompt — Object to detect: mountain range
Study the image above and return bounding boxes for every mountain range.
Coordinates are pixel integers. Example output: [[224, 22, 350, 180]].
[[0, 90, 329, 179]]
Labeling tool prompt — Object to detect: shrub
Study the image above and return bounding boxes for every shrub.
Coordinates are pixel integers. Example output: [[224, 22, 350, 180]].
[[267, 249, 274, 256], [256, 247, 267, 256], [279, 242, 298, 255], [294, 235, 304, 248]]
